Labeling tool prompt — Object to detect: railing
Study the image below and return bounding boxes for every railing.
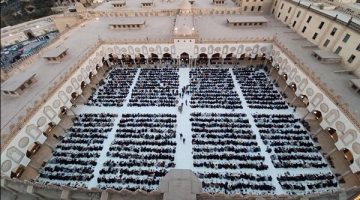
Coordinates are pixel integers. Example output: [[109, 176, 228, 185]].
[[273, 37, 360, 130]]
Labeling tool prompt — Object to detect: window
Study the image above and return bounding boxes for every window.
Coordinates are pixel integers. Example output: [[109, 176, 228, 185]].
[[302, 26, 307, 33], [288, 7, 292, 13], [274, 0, 277, 6], [285, 16, 288, 22], [251, 6, 254, 11], [334, 46, 342, 54], [312, 33, 318, 40], [318, 22, 324, 29], [272, 8, 275, 14], [292, 21, 296, 27], [244, 6, 247, 11], [278, 12, 281, 18], [258, 6, 262, 11], [356, 43, 360, 51], [296, 11, 301, 17], [342, 34, 350, 42], [330, 27, 337, 36], [323, 39, 330, 47], [347, 55, 355, 63], [306, 16, 312, 23], [281, 3, 284, 9]]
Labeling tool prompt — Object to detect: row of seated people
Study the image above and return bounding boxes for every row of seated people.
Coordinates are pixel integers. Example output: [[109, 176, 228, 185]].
[[37, 113, 117, 188], [252, 113, 337, 194], [253, 114, 327, 168], [86, 68, 137, 107], [191, 112, 271, 194], [97, 113, 177, 191], [198, 171, 274, 195], [233, 67, 288, 109], [277, 172, 338, 195], [189, 68, 242, 109], [128, 68, 179, 107]]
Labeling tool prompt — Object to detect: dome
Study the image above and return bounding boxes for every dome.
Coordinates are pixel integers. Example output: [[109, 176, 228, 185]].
[[180, 0, 192, 10]]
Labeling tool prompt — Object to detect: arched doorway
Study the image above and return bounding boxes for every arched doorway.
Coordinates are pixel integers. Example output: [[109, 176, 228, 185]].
[[26, 142, 41, 158], [71, 92, 79, 104], [122, 54, 134, 65], [197, 53, 208, 65], [162, 53, 172, 64], [135, 54, 146, 64], [342, 148, 354, 164], [327, 127, 338, 142], [59, 106, 68, 118], [81, 81, 86, 89], [300, 95, 309, 106], [10, 165, 25, 178], [239, 54, 245, 60], [108, 54, 114, 63], [180, 52, 189, 65], [252, 54, 258, 60], [102, 57, 108, 67], [89, 72, 94, 80], [44, 122, 56, 137], [289, 82, 297, 92], [210, 53, 221, 64], [149, 53, 159, 64], [269, 56, 274, 63], [313, 110, 323, 121], [261, 53, 266, 60], [224, 53, 235, 64]]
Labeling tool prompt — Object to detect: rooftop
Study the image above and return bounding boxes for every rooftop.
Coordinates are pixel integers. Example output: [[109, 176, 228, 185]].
[[226, 16, 269, 23], [289, 0, 360, 26], [94, 0, 237, 11], [41, 46, 68, 58], [1, 73, 36, 92]]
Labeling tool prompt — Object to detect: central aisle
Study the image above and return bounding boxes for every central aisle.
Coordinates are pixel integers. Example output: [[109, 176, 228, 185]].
[[175, 68, 193, 169]]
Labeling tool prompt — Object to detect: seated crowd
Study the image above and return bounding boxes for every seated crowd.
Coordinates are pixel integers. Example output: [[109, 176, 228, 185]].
[[252, 114, 337, 194], [191, 112, 273, 194], [37, 113, 117, 188], [277, 172, 337, 194], [36, 66, 337, 196], [86, 68, 137, 107], [233, 67, 288, 109], [97, 113, 177, 192], [189, 68, 242, 109], [128, 68, 179, 107]]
